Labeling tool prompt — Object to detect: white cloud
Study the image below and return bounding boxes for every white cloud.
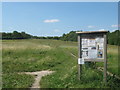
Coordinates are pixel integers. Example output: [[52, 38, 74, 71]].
[[97, 29, 106, 31], [87, 25, 95, 28], [54, 29, 61, 32], [111, 24, 118, 28], [43, 19, 60, 23], [110, 29, 116, 32]]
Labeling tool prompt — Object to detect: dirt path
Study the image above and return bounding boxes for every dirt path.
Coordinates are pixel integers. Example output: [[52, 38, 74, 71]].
[[20, 70, 54, 88], [97, 67, 120, 80]]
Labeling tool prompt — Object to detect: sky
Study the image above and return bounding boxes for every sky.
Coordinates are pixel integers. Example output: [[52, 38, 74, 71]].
[[2, 2, 118, 36]]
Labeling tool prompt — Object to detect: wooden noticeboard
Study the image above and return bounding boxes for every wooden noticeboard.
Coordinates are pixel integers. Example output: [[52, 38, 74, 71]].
[[76, 31, 108, 85]]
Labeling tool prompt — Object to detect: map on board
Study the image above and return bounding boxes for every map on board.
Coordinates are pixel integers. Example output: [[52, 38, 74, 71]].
[[81, 37, 104, 59]]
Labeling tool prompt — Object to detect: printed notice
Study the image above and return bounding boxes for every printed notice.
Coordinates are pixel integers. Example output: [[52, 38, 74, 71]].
[[78, 58, 84, 64], [82, 37, 104, 59]]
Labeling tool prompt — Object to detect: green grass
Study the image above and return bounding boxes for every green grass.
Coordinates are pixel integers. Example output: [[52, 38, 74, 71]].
[[96, 45, 119, 76], [41, 65, 105, 88], [2, 73, 34, 88], [107, 45, 119, 75], [2, 39, 120, 88]]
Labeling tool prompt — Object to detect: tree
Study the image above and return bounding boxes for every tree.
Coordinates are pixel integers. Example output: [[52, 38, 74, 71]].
[[107, 30, 119, 45], [61, 31, 77, 41]]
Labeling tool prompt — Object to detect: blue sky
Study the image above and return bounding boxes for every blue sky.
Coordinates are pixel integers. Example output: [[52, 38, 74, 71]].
[[2, 2, 118, 36]]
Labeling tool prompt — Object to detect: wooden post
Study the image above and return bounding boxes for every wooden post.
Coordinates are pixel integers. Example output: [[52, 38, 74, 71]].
[[78, 35, 82, 80], [103, 34, 107, 85]]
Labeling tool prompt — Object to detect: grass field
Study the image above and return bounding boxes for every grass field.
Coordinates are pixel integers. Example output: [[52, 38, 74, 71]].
[[2, 39, 120, 88]]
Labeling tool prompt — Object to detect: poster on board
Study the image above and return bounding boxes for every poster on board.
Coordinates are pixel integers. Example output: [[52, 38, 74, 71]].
[[82, 37, 104, 59]]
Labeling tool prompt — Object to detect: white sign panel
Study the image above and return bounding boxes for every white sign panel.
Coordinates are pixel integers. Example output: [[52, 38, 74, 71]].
[[82, 37, 104, 59], [78, 58, 84, 64]]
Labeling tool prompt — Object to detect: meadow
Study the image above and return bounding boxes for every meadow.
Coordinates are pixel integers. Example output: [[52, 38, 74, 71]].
[[2, 39, 120, 88]]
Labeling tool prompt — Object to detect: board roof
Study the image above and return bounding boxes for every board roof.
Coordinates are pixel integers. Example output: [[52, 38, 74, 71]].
[[76, 31, 108, 34]]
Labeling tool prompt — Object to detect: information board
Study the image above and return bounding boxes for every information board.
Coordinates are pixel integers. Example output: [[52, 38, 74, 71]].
[[76, 31, 108, 84]]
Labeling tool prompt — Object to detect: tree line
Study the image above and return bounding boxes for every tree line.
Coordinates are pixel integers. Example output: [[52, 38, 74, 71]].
[[0, 30, 119, 45], [61, 30, 120, 46], [0, 31, 60, 40], [1, 31, 32, 39]]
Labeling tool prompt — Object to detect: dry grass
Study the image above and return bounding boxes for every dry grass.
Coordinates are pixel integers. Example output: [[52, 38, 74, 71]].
[[2, 40, 51, 50], [107, 44, 118, 54]]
